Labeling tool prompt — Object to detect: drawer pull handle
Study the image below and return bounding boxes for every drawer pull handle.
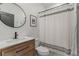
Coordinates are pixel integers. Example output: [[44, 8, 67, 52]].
[[16, 46, 29, 53]]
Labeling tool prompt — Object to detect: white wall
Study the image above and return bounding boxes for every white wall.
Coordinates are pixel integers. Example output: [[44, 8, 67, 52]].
[[0, 3, 45, 41], [17, 3, 44, 39]]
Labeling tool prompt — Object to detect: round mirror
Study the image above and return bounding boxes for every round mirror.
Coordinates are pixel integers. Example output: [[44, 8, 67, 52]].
[[0, 3, 26, 28]]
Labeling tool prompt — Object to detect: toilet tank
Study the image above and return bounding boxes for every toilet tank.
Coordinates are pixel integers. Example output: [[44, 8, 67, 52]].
[[35, 38, 40, 48]]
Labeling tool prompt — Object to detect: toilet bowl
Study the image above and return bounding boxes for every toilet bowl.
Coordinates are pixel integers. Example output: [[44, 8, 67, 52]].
[[35, 39, 49, 56], [36, 46, 49, 56]]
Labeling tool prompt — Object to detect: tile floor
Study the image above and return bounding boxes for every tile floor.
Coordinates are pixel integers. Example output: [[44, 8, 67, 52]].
[[36, 51, 63, 56], [49, 51, 63, 56]]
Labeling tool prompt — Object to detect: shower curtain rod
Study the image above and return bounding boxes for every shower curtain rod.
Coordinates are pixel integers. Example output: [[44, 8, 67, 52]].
[[38, 3, 70, 14], [39, 7, 74, 18]]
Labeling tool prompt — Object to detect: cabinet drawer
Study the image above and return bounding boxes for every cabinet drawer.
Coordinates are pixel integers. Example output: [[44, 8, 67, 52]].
[[23, 49, 35, 56], [15, 40, 35, 49], [16, 44, 35, 56]]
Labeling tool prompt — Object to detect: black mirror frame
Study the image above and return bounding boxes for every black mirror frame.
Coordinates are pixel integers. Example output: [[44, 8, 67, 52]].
[[0, 3, 26, 28], [13, 3, 26, 28]]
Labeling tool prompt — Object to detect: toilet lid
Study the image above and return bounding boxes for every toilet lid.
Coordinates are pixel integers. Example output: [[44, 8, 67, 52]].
[[36, 46, 49, 52]]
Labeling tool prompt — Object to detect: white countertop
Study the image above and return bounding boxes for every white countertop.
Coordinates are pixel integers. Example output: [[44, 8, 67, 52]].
[[0, 37, 35, 49]]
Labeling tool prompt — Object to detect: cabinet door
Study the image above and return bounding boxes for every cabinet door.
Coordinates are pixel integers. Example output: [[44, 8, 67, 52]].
[[2, 50, 16, 56], [0, 49, 2, 56], [2, 46, 16, 56]]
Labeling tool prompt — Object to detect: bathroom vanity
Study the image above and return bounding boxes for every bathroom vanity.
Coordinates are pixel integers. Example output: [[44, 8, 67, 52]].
[[0, 38, 36, 56]]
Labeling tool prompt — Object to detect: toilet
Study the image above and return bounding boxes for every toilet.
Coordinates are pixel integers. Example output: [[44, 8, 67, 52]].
[[36, 46, 49, 56], [35, 39, 49, 56]]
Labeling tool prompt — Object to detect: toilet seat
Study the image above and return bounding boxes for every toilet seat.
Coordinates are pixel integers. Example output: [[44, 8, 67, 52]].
[[36, 46, 49, 52]]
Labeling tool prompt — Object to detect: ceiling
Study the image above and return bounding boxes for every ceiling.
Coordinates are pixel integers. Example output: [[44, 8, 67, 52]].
[[40, 3, 56, 8]]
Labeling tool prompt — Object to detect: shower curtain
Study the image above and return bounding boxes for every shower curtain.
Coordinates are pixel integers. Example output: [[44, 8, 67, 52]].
[[39, 5, 75, 50]]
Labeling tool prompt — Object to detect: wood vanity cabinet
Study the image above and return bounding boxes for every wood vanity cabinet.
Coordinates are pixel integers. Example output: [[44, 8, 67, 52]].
[[0, 39, 36, 56]]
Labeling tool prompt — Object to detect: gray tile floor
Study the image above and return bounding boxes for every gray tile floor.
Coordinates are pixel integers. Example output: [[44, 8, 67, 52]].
[[49, 51, 63, 56], [36, 51, 63, 56]]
